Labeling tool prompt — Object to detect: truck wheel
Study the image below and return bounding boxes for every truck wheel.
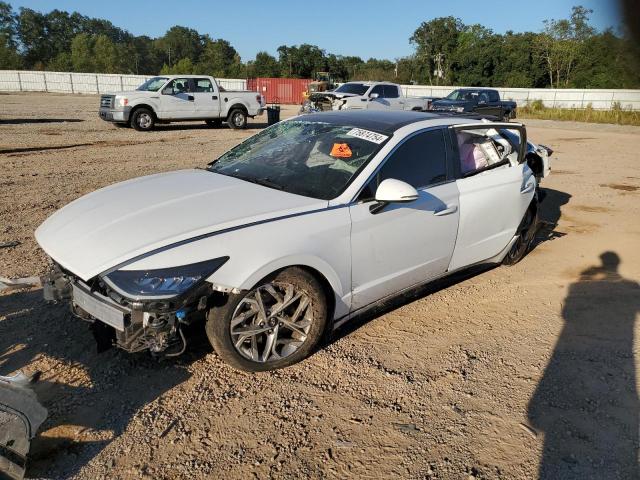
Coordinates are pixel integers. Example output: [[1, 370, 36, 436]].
[[205, 267, 328, 372], [227, 109, 247, 129], [205, 119, 222, 128], [131, 108, 155, 131], [502, 112, 510, 123]]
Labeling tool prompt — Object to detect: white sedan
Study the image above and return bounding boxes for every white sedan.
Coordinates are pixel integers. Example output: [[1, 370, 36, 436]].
[[36, 111, 551, 371]]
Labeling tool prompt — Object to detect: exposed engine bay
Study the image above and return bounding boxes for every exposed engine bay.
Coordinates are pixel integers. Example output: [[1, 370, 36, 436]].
[[42, 263, 226, 357]]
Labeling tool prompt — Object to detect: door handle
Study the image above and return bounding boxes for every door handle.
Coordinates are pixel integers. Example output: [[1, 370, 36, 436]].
[[434, 205, 458, 216], [520, 182, 534, 194], [187, 95, 194, 101], [212, 95, 218, 100]]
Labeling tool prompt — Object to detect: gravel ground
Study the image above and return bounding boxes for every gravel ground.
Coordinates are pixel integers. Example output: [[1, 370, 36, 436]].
[[1, 92, 640, 479]]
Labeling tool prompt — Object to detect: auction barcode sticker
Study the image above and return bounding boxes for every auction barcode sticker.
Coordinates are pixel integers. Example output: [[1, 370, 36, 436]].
[[346, 128, 389, 144]]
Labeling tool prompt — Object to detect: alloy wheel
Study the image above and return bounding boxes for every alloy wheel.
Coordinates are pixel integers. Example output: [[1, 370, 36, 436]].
[[230, 282, 313, 363]]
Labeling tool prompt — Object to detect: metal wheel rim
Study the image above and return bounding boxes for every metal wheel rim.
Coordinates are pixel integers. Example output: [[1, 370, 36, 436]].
[[232, 112, 245, 127], [137, 113, 152, 128], [230, 282, 314, 363]]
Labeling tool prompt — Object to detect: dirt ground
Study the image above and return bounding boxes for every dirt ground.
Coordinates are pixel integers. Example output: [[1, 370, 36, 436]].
[[1, 92, 640, 480]]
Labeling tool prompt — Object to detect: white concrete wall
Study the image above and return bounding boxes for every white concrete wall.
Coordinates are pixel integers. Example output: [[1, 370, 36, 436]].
[[0, 70, 247, 94], [400, 84, 640, 110], [1, 71, 639, 110]]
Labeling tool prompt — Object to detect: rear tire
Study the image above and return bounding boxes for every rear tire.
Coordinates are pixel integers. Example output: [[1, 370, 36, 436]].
[[205, 267, 328, 372], [503, 205, 538, 265], [502, 112, 510, 123], [227, 108, 247, 129], [131, 108, 155, 131]]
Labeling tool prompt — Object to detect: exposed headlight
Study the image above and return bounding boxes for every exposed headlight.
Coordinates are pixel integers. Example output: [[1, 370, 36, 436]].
[[116, 96, 129, 107], [102, 257, 229, 299]]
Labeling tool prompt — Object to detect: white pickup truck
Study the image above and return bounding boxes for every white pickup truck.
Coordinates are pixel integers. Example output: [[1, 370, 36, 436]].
[[99, 75, 265, 131], [301, 81, 431, 113]]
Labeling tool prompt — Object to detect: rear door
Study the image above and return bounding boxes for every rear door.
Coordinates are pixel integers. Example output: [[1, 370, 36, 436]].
[[448, 123, 534, 271], [349, 128, 460, 310], [192, 77, 221, 118], [158, 78, 196, 119]]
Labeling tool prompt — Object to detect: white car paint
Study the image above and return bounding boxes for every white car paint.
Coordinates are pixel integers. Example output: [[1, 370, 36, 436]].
[[330, 82, 430, 112], [36, 114, 548, 331]]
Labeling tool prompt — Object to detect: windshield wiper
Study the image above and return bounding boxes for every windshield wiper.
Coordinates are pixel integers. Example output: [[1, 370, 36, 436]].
[[245, 177, 284, 191]]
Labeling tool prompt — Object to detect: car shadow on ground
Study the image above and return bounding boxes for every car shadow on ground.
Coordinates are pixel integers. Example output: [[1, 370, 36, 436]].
[[151, 122, 270, 132], [0, 289, 212, 479], [331, 186, 572, 344], [527, 252, 640, 478], [0, 118, 84, 125]]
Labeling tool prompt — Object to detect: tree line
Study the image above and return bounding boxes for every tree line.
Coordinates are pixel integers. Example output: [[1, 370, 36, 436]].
[[0, 2, 638, 88]]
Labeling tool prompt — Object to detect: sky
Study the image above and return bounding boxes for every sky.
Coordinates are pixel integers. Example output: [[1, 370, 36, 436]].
[[9, 0, 623, 61]]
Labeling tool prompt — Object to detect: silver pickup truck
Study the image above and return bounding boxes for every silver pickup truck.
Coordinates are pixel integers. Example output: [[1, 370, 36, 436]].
[[99, 75, 265, 131], [301, 81, 431, 113]]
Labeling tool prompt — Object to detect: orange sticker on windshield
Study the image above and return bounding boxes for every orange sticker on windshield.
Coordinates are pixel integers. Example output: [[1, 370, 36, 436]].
[[330, 143, 352, 158]]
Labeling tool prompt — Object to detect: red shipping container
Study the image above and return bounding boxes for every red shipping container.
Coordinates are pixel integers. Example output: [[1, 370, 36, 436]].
[[247, 78, 312, 105]]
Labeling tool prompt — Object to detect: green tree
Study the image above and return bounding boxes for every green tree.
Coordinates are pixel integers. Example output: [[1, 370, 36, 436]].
[[536, 5, 595, 87], [451, 24, 496, 86], [0, 2, 21, 68], [199, 37, 243, 77], [247, 51, 280, 77], [410, 16, 464, 84], [155, 26, 203, 67], [93, 34, 122, 73], [160, 57, 195, 75], [70, 32, 94, 72]]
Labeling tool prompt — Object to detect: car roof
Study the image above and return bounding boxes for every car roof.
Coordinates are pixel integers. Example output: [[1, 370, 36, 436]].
[[296, 110, 484, 134]]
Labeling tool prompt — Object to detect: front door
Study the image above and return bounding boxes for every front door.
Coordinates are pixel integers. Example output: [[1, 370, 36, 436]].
[[192, 77, 221, 118], [349, 128, 460, 311], [158, 77, 196, 119], [448, 124, 533, 270]]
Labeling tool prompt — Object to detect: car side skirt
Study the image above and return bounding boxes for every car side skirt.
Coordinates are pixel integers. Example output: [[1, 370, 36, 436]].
[[332, 234, 518, 331]]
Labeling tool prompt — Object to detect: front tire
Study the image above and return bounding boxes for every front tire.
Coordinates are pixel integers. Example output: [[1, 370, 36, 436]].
[[227, 108, 247, 129], [206, 267, 328, 372], [131, 108, 155, 131], [503, 205, 538, 265]]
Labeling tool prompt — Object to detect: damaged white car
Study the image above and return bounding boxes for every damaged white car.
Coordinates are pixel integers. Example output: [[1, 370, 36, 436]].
[[36, 111, 551, 372]]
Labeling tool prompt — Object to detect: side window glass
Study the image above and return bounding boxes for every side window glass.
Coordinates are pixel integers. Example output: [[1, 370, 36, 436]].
[[370, 85, 385, 98], [377, 130, 447, 189], [167, 78, 191, 94], [478, 92, 489, 103], [489, 90, 499, 102], [195, 78, 213, 92], [384, 85, 399, 98]]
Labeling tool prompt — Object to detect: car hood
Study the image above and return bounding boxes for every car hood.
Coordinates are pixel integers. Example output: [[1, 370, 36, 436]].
[[35, 169, 326, 280]]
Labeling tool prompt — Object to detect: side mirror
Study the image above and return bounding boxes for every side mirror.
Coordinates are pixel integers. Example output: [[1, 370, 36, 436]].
[[369, 93, 379, 100], [370, 179, 419, 214], [161, 86, 174, 95]]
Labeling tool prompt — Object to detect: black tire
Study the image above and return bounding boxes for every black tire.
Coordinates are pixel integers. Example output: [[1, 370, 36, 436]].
[[227, 108, 247, 129], [206, 267, 328, 372], [130, 107, 155, 131], [503, 204, 538, 265], [502, 112, 510, 122], [205, 119, 223, 128]]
